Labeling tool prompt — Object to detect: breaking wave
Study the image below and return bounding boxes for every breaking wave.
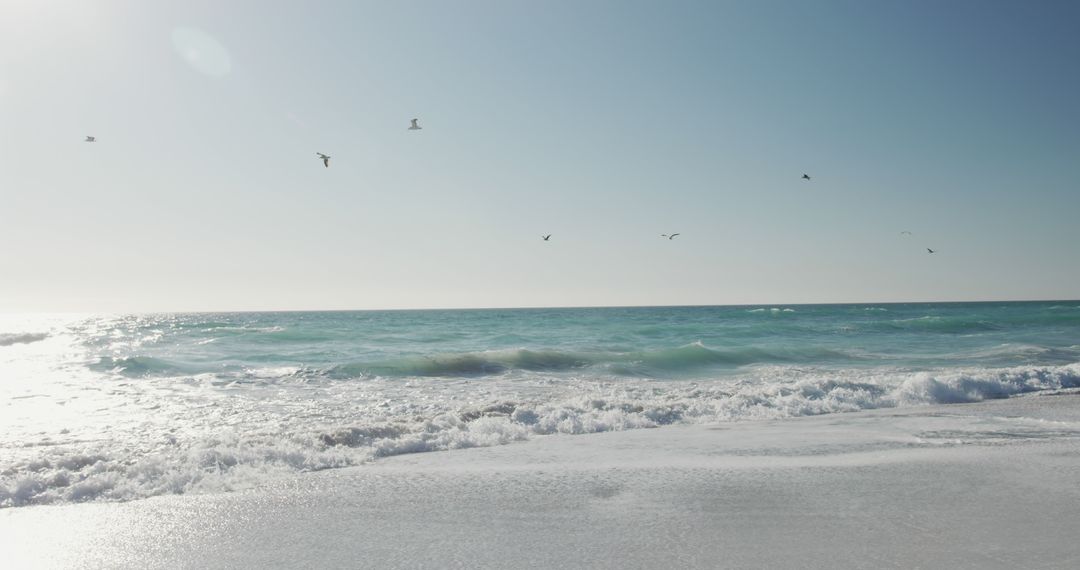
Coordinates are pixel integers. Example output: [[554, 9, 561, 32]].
[[89, 356, 196, 376], [4, 362, 1078, 507], [89, 343, 869, 379]]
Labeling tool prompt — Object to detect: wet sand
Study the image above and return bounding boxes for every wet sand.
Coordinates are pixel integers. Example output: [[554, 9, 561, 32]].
[[4, 392, 1080, 569]]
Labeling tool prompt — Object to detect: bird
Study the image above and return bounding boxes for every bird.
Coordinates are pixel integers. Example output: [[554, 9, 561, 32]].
[[541, 234, 551, 241], [85, 136, 95, 143], [900, 231, 912, 236], [316, 153, 330, 168], [801, 174, 811, 181], [927, 248, 936, 254], [409, 118, 422, 130], [661, 233, 680, 240]]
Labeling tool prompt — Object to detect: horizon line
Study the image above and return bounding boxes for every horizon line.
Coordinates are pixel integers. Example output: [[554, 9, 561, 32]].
[[4, 297, 1078, 315]]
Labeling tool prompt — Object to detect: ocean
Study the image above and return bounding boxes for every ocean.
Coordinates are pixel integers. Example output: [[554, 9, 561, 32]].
[[2, 301, 1079, 507]]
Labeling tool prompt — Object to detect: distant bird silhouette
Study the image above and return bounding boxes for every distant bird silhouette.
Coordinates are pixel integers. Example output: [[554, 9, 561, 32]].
[[85, 136, 95, 143], [801, 174, 811, 181], [409, 118, 422, 130], [316, 153, 330, 168], [661, 233, 680, 240], [900, 231, 912, 236], [927, 248, 936, 254], [542, 234, 551, 241]]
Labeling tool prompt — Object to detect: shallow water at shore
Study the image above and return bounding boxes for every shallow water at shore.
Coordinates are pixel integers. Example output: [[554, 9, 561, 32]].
[[2, 302, 1079, 506]]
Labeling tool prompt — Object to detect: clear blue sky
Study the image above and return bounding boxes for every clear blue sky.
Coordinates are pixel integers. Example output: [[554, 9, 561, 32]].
[[1, 0, 1077, 312]]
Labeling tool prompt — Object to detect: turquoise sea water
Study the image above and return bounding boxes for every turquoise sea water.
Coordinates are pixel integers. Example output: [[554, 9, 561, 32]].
[[76, 302, 1080, 379], [2, 301, 1079, 506]]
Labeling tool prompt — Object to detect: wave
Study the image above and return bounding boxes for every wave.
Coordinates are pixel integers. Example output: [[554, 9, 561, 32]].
[[608, 342, 859, 376], [869, 311, 1080, 334], [876, 316, 1003, 334], [327, 343, 861, 378], [0, 333, 48, 347], [963, 343, 1080, 362], [89, 356, 194, 376], [7, 362, 1077, 507], [86, 343, 864, 380], [330, 349, 598, 378]]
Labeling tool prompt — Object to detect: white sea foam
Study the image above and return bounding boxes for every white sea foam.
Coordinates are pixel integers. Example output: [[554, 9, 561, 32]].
[[4, 362, 1078, 507], [4, 307, 1078, 507], [0, 333, 48, 347]]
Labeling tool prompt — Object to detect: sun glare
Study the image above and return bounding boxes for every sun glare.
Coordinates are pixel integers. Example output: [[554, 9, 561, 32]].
[[171, 26, 232, 77]]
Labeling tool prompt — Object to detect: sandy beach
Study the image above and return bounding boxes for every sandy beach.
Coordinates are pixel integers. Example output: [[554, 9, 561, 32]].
[[6, 0, 1079, 567], [4, 391, 1080, 569]]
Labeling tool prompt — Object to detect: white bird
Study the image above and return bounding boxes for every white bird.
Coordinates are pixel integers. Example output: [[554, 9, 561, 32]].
[[927, 248, 937, 254], [661, 233, 680, 240], [316, 153, 330, 168], [801, 174, 811, 181], [900, 231, 912, 236], [409, 118, 422, 130], [85, 136, 96, 143]]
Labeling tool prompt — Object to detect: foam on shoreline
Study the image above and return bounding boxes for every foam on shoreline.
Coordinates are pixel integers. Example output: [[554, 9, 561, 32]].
[[4, 362, 1079, 507], [3, 393, 1080, 569]]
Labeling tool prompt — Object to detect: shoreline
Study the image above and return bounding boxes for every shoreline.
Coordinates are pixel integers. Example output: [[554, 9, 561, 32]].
[[4, 393, 1080, 569]]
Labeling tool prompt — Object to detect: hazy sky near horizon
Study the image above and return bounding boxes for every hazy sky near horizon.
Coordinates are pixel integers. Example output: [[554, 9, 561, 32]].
[[1, 0, 1078, 312]]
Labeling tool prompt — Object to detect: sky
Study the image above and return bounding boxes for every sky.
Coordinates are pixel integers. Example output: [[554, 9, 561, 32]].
[[1, 0, 1078, 312]]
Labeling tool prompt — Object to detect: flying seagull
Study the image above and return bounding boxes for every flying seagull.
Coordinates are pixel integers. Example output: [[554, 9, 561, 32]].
[[661, 233, 680, 240], [85, 136, 95, 142], [542, 234, 551, 241], [900, 231, 912, 236], [409, 118, 422, 130], [927, 248, 936, 254], [316, 153, 330, 168], [801, 174, 811, 181]]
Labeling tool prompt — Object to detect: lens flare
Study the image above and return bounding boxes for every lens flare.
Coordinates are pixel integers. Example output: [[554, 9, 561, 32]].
[[171, 27, 232, 77]]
